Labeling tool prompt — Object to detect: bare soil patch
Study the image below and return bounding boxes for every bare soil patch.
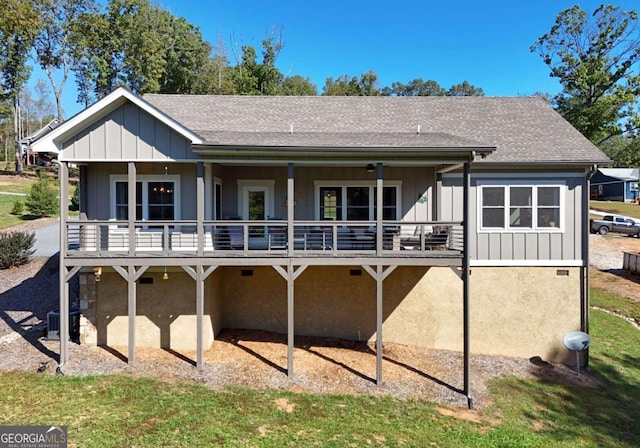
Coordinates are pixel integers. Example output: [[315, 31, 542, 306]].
[[590, 234, 640, 301]]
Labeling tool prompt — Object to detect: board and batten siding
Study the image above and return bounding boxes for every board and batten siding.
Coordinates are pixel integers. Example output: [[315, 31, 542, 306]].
[[61, 102, 196, 161], [84, 163, 198, 220], [439, 172, 586, 263]]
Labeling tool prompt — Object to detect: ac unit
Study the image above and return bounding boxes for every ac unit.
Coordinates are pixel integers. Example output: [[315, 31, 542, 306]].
[[47, 310, 80, 342]]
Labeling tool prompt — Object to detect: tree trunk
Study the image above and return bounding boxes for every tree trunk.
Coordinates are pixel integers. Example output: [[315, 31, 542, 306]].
[[14, 98, 23, 174]]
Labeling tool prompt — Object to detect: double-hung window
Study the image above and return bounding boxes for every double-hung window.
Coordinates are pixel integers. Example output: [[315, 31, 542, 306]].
[[480, 184, 562, 231], [111, 175, 180, 221], [316, 182, 401, 221]]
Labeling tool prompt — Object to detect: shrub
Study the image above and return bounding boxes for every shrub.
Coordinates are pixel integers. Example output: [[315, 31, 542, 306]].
[[10, 200, 24, 215], [25, 178, 59, 217], [0, 231, 35, 269], [70, 185, 80, 211]]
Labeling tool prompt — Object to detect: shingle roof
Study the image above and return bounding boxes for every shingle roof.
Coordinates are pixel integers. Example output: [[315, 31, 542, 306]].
[[142, 94, 610, 164]]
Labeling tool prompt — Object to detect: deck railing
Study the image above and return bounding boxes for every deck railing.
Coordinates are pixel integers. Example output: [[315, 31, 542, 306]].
[[65, 219, 463, 257]]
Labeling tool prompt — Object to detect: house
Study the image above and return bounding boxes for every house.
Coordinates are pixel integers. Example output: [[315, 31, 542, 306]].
[[32, 88, 609, 406], [591, 168, 639, 202]]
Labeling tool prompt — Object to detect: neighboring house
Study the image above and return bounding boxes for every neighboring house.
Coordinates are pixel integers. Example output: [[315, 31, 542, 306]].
[[32, 88, 609, 405], [591, 168, 639, 202]]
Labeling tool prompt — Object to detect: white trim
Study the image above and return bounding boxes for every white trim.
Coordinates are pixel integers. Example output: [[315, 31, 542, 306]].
[[477, 182, 565, 234], [59, 158, 206, 163], [110, 174, 181, 220], [204, 164, 212, 220], [442, 171, 587, 179], [313, 180, 402, 221], [237, 179, 275, 220], [213, 176, 222, 220], [32, 87, 202, 155], [471, 259, 585, 267]]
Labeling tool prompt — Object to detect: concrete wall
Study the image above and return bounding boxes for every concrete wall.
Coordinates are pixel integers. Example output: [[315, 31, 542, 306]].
[[84, 265, 580, 363]]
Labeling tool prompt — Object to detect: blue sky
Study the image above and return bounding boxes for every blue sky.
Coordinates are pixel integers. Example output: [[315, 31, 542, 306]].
[[31, 0, 640, 119]]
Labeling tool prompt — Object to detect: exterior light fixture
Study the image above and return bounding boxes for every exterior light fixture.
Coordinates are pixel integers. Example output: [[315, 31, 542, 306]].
[[93, 266, 102, 282], [162, 266, 169, 280], [366, 164, 375, 173]]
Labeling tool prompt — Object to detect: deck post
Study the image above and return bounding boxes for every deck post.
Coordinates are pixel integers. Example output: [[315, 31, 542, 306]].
[[197, 162, 205, 256], [287, 163, 294, 256], [287, 263, 294, 377], [59, 162, 69, 365], [196, 264, 204, 369], [463, 160, 472, 409], [127, 264, 136, 364], [127, 162, 136, 255], [376, 163, 383, 255], [376, 264, 383, 385]]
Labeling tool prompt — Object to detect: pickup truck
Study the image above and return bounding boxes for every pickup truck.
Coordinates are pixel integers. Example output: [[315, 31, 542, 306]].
[[590, 215, 640, 236]]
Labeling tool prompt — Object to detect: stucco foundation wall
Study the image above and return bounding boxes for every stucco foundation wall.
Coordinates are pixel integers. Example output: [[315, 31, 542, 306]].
[[382, 266, 581, 362], [469, 267, 581, 363], [95, 271, 214, 351], [90, 265, 581, 363], [207, 269, 223, 338], [217, 265, 580, 363]]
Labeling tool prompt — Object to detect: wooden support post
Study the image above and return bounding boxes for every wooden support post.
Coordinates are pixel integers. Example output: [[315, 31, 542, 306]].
[[196, 265, 204, 368], [287, 163, 294, 256], [127, 265, 136, 364], [376, 163, 383, 255], [59, 161, 69, 366], [376, 264, 383, 384], [183, 265, 218, 369], [127, 162, 136, 255], [362, 264, 394, 386], [273, 264, 307, 378], [287, 264, 294, 376], [196, 162, 205, 256], [114, 265, 149, 365]]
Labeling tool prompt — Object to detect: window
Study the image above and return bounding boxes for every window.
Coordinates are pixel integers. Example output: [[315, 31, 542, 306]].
[[316, 182, 401, 221], [480, 184, 562, 231], [111, 175, 180, 220]]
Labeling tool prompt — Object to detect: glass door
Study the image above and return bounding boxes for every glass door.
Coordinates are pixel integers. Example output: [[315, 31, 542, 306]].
[[247, 188, 266, 237]]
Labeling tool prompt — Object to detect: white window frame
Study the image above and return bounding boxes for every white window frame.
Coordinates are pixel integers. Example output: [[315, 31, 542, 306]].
[[477, 181, 564, 233], [110, 175, 181, 220], [214, 176, 222, 220], [313, 181, 402, 221], [237, 179, 275, 220]]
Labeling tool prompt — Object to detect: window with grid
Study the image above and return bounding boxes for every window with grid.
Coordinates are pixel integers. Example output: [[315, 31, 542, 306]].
[[480, 184, 561, 231]]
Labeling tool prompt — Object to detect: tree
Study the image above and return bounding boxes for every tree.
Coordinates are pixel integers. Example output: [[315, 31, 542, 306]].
[[600, 134, 640, 167], [382, 78, 446, 96], [32, 0, 97, 121], [25, 176, 59, 217], [322, 71, 382, 96], [279, 75, 317, 95], [231, 32, 285, 95], [532, 4, 640, 146], [447, 80, 484, 96], [0, 0, 40, 172], [70, 0, 212, 103]]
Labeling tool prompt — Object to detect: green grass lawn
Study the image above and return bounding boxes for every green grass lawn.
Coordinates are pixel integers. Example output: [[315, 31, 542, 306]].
[[591, 200, 640, 220], [1, 303, 638, 446], [0, 169, 77, 229]]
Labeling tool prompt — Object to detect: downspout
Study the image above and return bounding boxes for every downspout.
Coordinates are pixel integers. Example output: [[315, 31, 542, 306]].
[[583, 165, 598, 334], [463, 151, 475, 409]]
